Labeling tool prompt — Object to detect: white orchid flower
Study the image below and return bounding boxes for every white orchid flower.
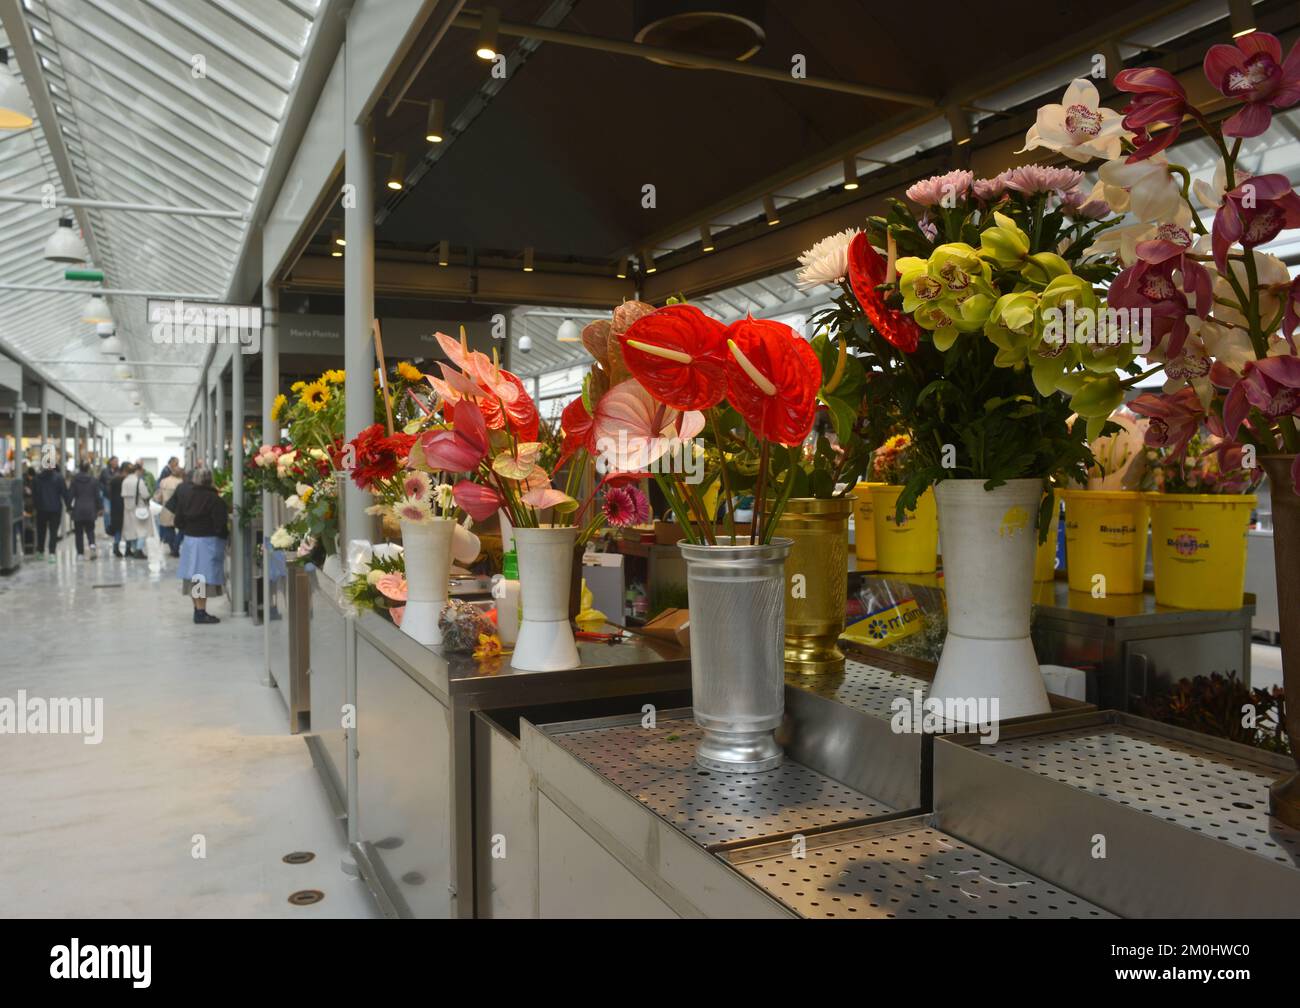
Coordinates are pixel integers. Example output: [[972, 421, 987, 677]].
[[1097, 157, 1184, 223], [1018, 78, 1127, 163]]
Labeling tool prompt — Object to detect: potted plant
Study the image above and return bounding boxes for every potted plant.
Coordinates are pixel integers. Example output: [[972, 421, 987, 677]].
[[616, 304, 820, 772], [1141, 430, 1261, 612], [808, 151, 1147, 719], [1060, 411, 1151, 596], [866, 431, 938, 575]]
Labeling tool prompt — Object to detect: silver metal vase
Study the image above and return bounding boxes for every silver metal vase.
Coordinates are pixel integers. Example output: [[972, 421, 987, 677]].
[[678, 536, 792, 773]]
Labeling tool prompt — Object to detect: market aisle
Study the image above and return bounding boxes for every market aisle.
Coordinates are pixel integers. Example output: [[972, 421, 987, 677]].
[[0, 536, 375, 918]]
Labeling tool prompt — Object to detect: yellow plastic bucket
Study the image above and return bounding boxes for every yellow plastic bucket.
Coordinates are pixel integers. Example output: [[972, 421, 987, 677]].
[[1035, 488, 1062, 581], [870, 485, 937, 574], [1147, 493, 1255, 610], [852, 482, 886, 565], [1061, 489, 1149, 595]]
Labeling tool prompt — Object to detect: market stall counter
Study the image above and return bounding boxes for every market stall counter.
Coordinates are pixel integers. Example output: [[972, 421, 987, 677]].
[[344, 605, 690, 919]]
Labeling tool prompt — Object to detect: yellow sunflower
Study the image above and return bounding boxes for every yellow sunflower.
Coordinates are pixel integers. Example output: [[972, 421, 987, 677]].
[[290, 380, 306, 393], [396, 360, 423, 382], [299, 380, 331, 413], [270, 392, 288, 422], [322, 369, 346, 385]]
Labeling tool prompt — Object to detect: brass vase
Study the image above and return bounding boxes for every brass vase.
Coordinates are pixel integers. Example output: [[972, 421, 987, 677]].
[[775, 496, 851, 676], [1262, 455, 1300, 829]]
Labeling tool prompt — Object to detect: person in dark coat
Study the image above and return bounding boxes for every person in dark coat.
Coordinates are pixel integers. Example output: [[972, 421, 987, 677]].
[[67, 461, 103, 558], [98, 456, 118, 534], [31, 463, 67, 560], [167, 466, 228, 624], [108, 462, 130, 557]]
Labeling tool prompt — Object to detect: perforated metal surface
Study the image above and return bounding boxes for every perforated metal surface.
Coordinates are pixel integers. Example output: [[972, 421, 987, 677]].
[[791, 659, 929, 720], [551, 717, 895, 848], [987, 726, 1300, 867], [731, 823, 1111, 919]]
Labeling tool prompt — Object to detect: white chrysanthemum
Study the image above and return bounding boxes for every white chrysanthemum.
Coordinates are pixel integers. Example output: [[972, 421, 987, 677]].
[[795, 229, 859, 290], [434, 482, 455, 513], [270, 527, 294, 549]]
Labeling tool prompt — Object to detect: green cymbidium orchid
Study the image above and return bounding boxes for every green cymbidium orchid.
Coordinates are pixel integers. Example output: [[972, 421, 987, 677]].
[[978, 212, 1030, 269]]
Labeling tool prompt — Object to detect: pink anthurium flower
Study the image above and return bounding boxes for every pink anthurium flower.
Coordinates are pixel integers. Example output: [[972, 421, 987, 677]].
[[419, 399, 490, 472], [1203, 32, 1300, 138], [521, 486, 577, 512], [453, 479, 503, 522], [591, 378, 704, 473], [1212, 174, 1300, 272], [375, 573, 408, 603]]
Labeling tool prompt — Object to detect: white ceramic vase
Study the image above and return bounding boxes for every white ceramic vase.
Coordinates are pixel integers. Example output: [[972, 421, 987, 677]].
[[930, 478, 1051, 722], [511, 525, 580, 672], [399, 518, 454, 647]]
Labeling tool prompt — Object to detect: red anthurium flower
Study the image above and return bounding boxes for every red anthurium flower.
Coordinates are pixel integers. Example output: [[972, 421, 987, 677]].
[[419, 399, 490, 472], [479, 368, 540, 442], [1113, 67, 1188, 160], [723, 317, 821, 446], [453, 479, 503, 522], [846, 233, 921, 353], [1128, 386, 1205, 458], [557, 395, 595, 468], [619, 303, 730, 411], [1203, 32, 1300, 138], [1212, 174, 1300, 273]]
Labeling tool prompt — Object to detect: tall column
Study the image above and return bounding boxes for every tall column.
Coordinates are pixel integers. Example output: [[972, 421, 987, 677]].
[[59, 411, 66, 469], [215, 366, 226, 472], [39, 385, 48, 446], [343, 116, 375, 548], [13, 396, 24, 472], [200, 373, 210, 467], [231, 350, 246, 617], [261, 280, 279, 685]]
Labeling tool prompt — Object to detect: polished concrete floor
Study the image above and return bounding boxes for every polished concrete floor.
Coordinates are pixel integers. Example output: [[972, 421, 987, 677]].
[[0, 531, 375, 918]]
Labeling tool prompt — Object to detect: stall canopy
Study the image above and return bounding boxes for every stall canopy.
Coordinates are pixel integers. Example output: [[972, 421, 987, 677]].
[[0, 0, 323, 427]]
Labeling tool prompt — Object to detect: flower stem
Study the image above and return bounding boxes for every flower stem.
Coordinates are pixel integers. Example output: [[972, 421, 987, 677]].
[[710, 410, 737, 543]]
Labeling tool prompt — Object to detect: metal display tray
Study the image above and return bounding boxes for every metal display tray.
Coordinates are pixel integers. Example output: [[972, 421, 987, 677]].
[[722, 814, 1113, 919], [935, 710, 1300, 917]]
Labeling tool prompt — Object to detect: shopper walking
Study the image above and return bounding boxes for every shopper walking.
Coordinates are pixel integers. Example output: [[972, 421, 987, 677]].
[[168, 466, 228, 625], [31, 462, 66, 561], [98, 456, 118, 535], [108, 462, 129, 556], [67, 461, 102, 558], [154, 465, 184, 558], [119, 463, 152, 559]]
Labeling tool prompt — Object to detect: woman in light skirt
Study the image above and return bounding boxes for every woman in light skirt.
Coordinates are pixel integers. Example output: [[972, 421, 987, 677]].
[[166, 466, 229, 625]]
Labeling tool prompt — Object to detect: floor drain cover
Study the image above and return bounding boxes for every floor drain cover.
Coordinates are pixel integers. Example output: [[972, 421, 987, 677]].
[[92, 583, 123, 589], [288, 889, 324, 906], [282, 851, 315, 864]]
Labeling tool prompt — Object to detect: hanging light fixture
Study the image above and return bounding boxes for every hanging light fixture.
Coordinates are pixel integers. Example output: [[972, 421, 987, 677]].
[[386, 152, 406, 190], [616, 257, 629, 279], [476, 6, 500, 60], [763, 194, 780, 226], [1229, 0, 1256, 37], [642, 249, 657, 275], [0, 49, 34, 130], [99, 333, 123, 355], [437, 239, 450, 266], [113, 363, 133, 380], [699, 223, 714, 253], [557, 318, 581, 343], [425, 99, 446, 143], [523, 246, 535, 272], [334, 230, 346, 248], [946, 104, 972, 146], [842, 156, 859, 191], [44, 218, 88, 264], [83, 294, 113, 325], [330, 230, 343, 257]]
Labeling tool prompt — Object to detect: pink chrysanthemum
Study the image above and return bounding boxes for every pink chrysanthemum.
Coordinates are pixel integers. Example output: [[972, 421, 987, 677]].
[[905, 169, 973, 207], [1002, 164, 1084, 195], [601, 485, 650, 527]]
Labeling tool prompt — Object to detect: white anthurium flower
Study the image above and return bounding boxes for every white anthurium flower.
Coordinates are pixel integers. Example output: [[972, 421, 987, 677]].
[[796, 229, 859, 289], [1097, 157, 1184, 223], [451, 523, 480, 564], [1212, 251, 1289, 329], [1018, 78, 1128, 163]]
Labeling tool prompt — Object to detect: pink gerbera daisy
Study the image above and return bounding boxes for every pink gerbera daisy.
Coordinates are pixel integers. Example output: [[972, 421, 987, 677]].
[[402, 470, 431, 500], [601, 485, 650, 527]]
